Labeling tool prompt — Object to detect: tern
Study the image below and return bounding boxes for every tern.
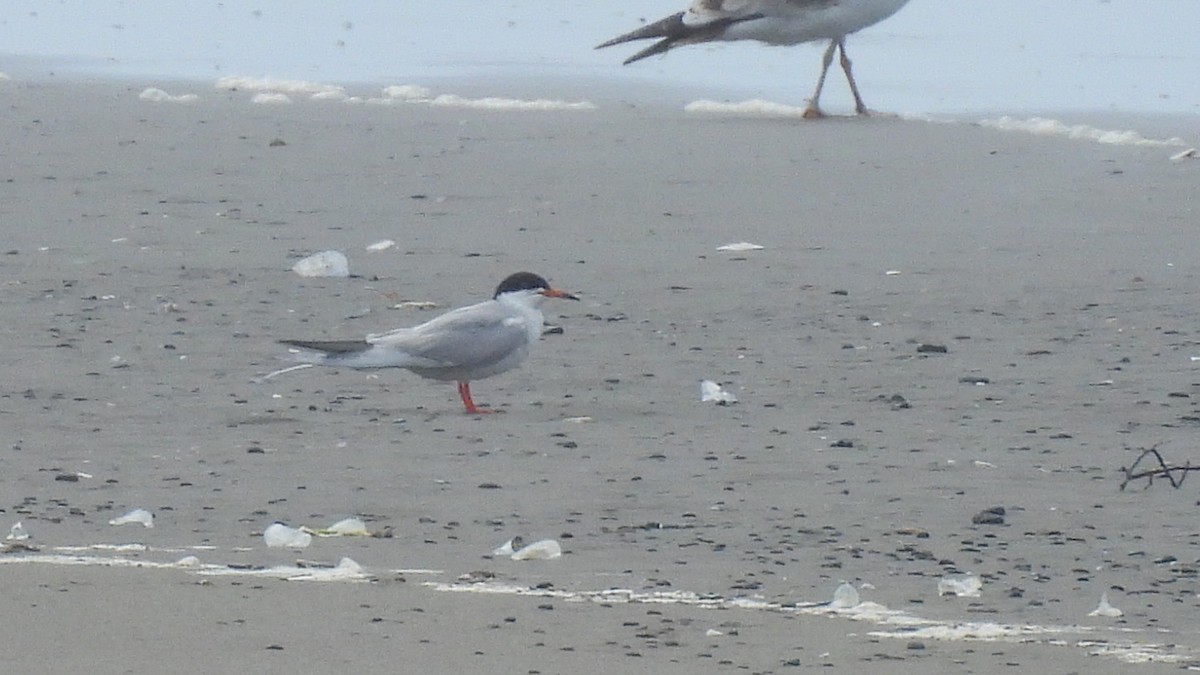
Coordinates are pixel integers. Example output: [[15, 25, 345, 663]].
[[597, 0, 911, 118], [280, 272, 578, 414]]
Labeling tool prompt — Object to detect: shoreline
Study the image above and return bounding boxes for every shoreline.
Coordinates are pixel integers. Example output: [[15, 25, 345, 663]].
[[5, 58, 1200, 129]]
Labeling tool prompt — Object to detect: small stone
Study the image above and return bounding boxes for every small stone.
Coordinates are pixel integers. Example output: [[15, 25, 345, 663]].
[[972, 506, 1006, 525]]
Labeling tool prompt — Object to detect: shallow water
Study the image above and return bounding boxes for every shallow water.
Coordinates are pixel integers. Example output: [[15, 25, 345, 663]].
[[1, 0, 1198, 116]]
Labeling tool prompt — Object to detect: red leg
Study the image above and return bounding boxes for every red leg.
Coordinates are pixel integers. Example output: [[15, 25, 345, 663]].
[[457, 381, 496, 414]]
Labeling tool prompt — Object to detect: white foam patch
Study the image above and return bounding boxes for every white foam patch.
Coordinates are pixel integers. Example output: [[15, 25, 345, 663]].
[[3, 541, 1193, 665], [870, 621, 1082, 642], [215, 76, 344, 96], [1079, 640, 1197, 665], [138, 87, 198, 103], [876, 627, 1194, 665], [381, 84, 433, 101], [55, 543, 152, 553], [427, 581, 1198, 666], [979, 116, 1187, 147], [310, 90, 362, 103], [0, 545, 443, 584], [0, 552, 370, 581], [428, 94, 596, 111], [197, 557, 371, 582], [366, 84, 594, 111], [0, 72, 13, 81], [683, 103, 1188, 152], [251, 92, 291, 105], [215, 79, 592, 111], [0, 553, 206, 572], [685, 99, 810, 118]]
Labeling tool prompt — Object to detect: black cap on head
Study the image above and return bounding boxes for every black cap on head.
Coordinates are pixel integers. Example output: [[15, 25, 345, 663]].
[[493, 272, 551, 298]]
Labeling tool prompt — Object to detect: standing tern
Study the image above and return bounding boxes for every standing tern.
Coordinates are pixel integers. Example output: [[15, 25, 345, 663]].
[[597, 0, 911, 118], [280, 272, 579, 414]]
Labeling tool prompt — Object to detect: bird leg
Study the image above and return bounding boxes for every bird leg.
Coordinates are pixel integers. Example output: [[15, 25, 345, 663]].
[[803, 39, 839, 119], [837, 39, 869, 115], [458, 381, 497, 414]]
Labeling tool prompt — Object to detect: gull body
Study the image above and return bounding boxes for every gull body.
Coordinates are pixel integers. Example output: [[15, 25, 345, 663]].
[[597, 0, 911, 117], [280, 272, 578, 414]]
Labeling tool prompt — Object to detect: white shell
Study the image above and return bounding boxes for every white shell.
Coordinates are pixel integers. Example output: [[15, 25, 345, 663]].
[[716, 242, 764, 252], [511, 539, 562, 561], [830, 581, 860, 609], [1170, 148, 1197, 162], [492, 537, 523, 556], [291, 250, 350, 278], [1088, 591, 1123, 618], [700, 380, 737, 404], [937, 574, 982, 598], [263, 523, 312, 548], [109, 508, 155, 528], [322, 517, 369, 536], [6, 521, 30, 541], [366, 239, 396, 252]]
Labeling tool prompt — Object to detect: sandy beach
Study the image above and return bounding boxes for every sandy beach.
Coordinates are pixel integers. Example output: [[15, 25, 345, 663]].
[[2, 77, 1199, 673]]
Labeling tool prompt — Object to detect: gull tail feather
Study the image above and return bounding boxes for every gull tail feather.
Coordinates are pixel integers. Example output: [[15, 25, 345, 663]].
[[595, 12, 687, 51], [596, 11, 759, 65]]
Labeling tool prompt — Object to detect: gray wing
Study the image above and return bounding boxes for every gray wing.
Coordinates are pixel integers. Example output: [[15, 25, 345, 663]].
[[368, 300, 530, 369]]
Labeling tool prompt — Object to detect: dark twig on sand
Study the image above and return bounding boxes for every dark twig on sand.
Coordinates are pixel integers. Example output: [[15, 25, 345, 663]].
[[1119, 445, 1199, 491]]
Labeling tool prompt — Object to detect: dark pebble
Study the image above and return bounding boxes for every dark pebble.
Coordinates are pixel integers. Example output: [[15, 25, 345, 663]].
[[972, 507, 1006, 525]]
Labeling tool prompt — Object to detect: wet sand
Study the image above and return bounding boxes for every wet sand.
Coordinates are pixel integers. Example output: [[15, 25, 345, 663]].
[[1, 77, 1199, 673]]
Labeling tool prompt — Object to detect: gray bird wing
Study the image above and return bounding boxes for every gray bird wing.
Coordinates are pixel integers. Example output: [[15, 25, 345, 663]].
[[367, 300, 531, 369], [692, 0, 838, 19]]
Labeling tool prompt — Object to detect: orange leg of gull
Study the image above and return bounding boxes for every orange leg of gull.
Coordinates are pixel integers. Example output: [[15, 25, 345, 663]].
[[837, 39, 870, 116], [803, 39, 839, 119], [457, 381, 496, 414]]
